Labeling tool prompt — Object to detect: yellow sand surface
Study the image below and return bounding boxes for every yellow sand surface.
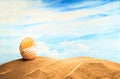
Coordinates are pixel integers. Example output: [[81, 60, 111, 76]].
[[0, 57, 120, 79]]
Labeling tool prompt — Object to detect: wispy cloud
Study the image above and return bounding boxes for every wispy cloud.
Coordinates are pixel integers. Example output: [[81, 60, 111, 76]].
[[0, 0, 120, 64], [42, 0, 116, 11]]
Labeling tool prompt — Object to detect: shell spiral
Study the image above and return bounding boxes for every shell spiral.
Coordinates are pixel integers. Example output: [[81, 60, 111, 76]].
[[19, 37, 37, 59]]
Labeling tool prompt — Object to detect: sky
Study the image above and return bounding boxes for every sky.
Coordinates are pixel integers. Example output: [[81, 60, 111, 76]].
[[0, 0, 120, 64]]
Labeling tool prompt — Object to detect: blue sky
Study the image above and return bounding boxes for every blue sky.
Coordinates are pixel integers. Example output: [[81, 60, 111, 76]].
[[0, 0, 120, 64]]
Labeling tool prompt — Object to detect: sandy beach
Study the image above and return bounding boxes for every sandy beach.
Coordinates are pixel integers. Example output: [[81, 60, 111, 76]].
[[0, 56, 120, 79]]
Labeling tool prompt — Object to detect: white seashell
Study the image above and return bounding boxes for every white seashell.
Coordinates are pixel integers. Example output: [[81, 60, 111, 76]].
[[23, 47, 37, 59], [19, 37, 37, 59]]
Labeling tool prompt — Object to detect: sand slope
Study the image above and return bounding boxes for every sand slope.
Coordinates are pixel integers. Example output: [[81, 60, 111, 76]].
[[0, 56, 120, 79]]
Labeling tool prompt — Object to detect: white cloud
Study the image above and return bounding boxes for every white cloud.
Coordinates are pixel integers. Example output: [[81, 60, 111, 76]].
[[36, 41, 65, 59], [0, 2, 107, 24], [49, 37, 120, 60], [19, 1, 120, 24], [0, 1, 119, 38], [35, 41, 91, 59], [59, 41, 90, 54], [15, 1, 119, 38], [0, 1, 120, 63], [0, 0, 119, 25], [89, 38, 120, 52], [77, 44, 90, 51], [0, 1, 28, 24]]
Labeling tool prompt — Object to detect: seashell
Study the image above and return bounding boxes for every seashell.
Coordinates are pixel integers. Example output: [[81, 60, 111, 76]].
[[22, 46, 37, 59], [19, 37, 37, 59]]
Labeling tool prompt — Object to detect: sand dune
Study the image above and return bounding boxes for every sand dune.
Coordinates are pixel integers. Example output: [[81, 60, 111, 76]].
[[0, 57, 120, 79]]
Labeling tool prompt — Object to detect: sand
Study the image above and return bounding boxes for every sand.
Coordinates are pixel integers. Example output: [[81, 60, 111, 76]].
[[0, 56, 120, 79]]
